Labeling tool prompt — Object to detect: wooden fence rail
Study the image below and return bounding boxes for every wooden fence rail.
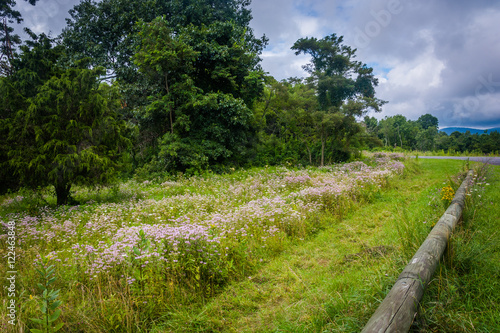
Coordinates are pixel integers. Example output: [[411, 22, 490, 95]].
[[361, 170, 475, 333]]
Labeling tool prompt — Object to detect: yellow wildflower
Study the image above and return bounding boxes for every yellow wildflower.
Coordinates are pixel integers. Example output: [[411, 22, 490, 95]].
[[441, 185, 455, 202]]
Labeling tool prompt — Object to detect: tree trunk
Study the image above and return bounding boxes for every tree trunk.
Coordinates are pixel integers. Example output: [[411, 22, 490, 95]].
[[321, 138, 325, 167], [306, 145, 312, 165], [165, 73, 173, 134], [55, 183, 71, 206], [397, 125, 403, 148]]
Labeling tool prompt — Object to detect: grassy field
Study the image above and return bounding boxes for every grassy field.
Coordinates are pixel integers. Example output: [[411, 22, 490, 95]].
[[1, 155, 498, 332]]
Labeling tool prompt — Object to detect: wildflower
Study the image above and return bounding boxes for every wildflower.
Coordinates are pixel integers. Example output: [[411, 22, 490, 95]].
[[441, 185, 455, 202]]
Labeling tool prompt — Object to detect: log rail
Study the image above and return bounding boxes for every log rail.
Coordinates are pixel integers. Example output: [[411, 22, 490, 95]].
[[361, 170, 475, 333]]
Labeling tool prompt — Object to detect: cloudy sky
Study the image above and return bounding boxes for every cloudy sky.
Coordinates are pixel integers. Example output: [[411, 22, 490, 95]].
[[14, 0, 500, 128]]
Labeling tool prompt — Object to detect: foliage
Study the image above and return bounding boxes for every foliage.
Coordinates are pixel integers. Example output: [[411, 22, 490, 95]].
[[252, 70, 380, 167], [133, 17, 262, 173], [290, 34, 386, 164], [61, 0, 267, 174], [62, 0, 259, 81], [61, 0, 266, 115], [417, 113, 438, 130], [30, 256, 64, 333], [292, 34, 382, 110], [133, 16, 199, 138], [0, 33, 64, 194], [7, 64, 130, 205], [364, 113, 500, 154], [252, 77, 318, 165]]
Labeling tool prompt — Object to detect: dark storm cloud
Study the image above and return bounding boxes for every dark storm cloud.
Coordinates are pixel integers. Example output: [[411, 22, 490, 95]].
[[14, 0, 500, 128]]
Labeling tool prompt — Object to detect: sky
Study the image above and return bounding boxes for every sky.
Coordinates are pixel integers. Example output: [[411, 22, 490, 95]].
[[13, 0, 500, 129]]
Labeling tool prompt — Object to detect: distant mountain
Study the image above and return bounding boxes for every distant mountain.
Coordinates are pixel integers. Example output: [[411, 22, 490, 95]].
[[439, 127, 500, 135]]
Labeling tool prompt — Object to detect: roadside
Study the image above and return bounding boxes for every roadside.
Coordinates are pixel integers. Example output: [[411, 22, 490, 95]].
[[416, 156, 500, 165]]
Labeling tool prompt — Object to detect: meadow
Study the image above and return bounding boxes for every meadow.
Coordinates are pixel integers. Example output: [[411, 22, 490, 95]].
[[1, 154, 498, 332]]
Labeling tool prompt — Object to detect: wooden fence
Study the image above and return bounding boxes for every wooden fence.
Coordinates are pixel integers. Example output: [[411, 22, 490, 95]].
[[361, 170, 475, 332]]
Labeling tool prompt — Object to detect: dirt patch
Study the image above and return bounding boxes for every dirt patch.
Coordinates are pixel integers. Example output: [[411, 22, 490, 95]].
[[342, 245, 393, 263]]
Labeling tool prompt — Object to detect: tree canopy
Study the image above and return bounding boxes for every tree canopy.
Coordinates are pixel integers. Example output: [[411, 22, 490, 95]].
[[291, 34, 386, 164], [61, 0, 265, 83], [61, 0, 267, 175], [133, 17, 259, 173]]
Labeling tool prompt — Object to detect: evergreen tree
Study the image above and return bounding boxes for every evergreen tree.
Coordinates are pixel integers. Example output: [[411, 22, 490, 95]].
[[7, 66, 130, 205]]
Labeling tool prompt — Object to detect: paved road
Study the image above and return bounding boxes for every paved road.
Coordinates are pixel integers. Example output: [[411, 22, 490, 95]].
[[417, 156, 500, 165]]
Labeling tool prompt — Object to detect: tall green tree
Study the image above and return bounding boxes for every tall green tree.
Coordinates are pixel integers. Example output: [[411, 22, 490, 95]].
[[8, 66, 130, 205], [417, 113, 438, 130], [291, 34, 386, 161], [252, 77, 319, 166], [362, 116, 383, 149], [0, 32, 63, 193], [62, 0, 265, 85], [134, 17, 199, 137], [415, 126, 438, 151], [133, 17, 260, 173], [377, 115, 419, 149]]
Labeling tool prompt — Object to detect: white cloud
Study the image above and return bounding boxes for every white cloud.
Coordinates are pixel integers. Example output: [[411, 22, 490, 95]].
[[293, 16, 320, 37]]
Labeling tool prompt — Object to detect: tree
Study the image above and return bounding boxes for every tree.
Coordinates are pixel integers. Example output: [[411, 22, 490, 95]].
[[8, 66, 130, 205], [363, 116, 378, 134], [62, 0, 265, 85], [252, 77, 320, 166], [133, 17, 261, 172], [0, 32, 63, 194], [291, 34, 386, 161], [417, 113, 438, 130], [134, 17, 199, 136], [62, 0, 266, 172], [415, 126, 438, 151], [156, 93, 253, 172], [362, 116, 383, 149], [313, 111, 346, 166]]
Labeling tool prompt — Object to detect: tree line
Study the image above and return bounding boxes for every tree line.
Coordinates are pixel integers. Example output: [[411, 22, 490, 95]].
[[0, 0, 496, 204], [363, 114, 500, 154]]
